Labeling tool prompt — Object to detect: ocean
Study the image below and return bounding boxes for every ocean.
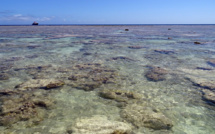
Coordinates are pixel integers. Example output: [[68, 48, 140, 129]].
[[0, 25, 215, 134]]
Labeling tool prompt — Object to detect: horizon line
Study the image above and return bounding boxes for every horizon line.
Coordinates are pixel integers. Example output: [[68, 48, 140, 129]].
[[0, 24, 215, 26]]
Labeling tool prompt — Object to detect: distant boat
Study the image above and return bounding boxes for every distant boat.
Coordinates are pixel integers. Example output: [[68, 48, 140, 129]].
[[32, 21, 39, 25]]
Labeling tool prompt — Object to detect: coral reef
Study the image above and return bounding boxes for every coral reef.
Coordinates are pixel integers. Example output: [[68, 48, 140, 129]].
[[202, 89, 215, 104], [15, 79, 65, 90], [194, 41, 201, 45], [0, 89, 54, 126], [111, 57, 135, 61], [0, 73, 9, 80], [187, 76, 215, 104], [207, 59, 215, 67], [69, 115, 132, 134], [99, 89, 142, 103], [188, 77, 215, 90], [128, 46, 145, 49], [121, 104, 173, 130], [154, 49, 175, 55], [68, 63, 119, 91], [145, 66, 168, 81]]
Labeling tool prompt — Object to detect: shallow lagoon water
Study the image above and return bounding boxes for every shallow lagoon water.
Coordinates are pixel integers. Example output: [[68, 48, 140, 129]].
[[0, 25, 215, 134]]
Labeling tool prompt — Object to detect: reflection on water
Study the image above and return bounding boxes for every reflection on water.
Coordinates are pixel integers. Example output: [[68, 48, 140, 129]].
[[0, 25, 215, 134]]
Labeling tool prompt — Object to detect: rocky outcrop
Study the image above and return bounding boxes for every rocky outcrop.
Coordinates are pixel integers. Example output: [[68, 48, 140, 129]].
[[0, 73, 9, 80], [207, 59, 215, 67], [0, 90, 54, 126], [181, 68, 215, 78], [196, 80, 215, 90], [111, 56, 135, 61], [15, 79, 65, 90], [4, 57, 23, 62], [196, 67, 213, 71], [14, 65, 52, 71], [68, 63, 120, 91], [13, 64, 53, 79], [27, 45, 41, 49], [128, 46, 145, 49], [69, 80, 102, 91], [69, 115, 132, 134], [121, 104, 173, 130], [0, 89, 19, 96], [202, 89, 215, 104], [154, 49, 175, 55], [0, 64, 13, 72], [145, 66, 168, 81], [194, 41, 201, 45], [99, 89, 142, 103], [187, 77, 215, 91], [187, 76, 215, 104]]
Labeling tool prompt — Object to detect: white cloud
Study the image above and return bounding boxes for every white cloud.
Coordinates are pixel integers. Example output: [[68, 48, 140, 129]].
[[13, 14, 22, 17], [0, 13, 54, 22]]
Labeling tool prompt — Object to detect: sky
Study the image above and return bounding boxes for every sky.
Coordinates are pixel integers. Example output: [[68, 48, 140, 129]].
[[0, 0, 214, 25]]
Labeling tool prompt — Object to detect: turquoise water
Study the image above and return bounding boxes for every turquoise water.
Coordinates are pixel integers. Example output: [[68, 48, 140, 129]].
[[0, 25, 215, 134]]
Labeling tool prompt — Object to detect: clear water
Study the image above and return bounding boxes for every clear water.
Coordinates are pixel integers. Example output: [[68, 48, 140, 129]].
[[0, 25, 215, 134]]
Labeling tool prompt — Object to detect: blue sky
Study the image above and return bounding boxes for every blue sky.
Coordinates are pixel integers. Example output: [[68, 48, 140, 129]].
[[0, 0, 214, 24]]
